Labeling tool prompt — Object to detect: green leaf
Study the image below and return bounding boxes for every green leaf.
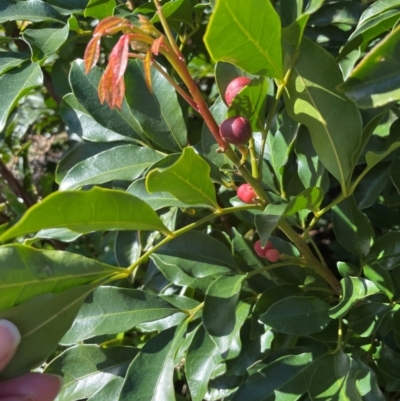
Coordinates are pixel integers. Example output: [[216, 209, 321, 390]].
[[46, 345, 137, 401], [124, 60, 187, 152], [347, 302, 390, 337], [61, 286, 182, 344], [146, 147, 219, 209], [285, 187, 324, 216], [84, 0, 116, 19], [204, 0, 283, 79], [60, 94, 138, 143], [259, 296, 331, 335], [332, 196, 374, 258], [255, 204, 287, 248], [227, 77, 268, 131], [0, 52, 29, 76], [0, 0, 65, 23], [151, 231, 236, 291], [0, 62, 43, 132], [22, 24, 69, 61], [337, 261, 360, 278], [203, 275, 246, 354], [59, 145, 163, 190], [295, 125, 329, 191], [127, 178, 195, 210], [376, 343, 400, 380], [232, 352, 318, 401], [340, 9, 400, 60], [118, 322, 188, 401], [359, 0, 400, 25], [0, 283, 100, 379], [56, 142, 124, 184], [69, 60, 149, 145], [363, 263, 395, 300], [309, 2, 367, 26], [186, 326, 222, 401], [0, 244, 123, 312], [366, 231, 400, 270], [309, 352, 362, 401], [283, 38, 362, 189], [355, 358, 386, 401], [329, 277, 380, 319], [338, 25, 400, 108], [87, 378, 124, 401], [0, 187, 171, 242]]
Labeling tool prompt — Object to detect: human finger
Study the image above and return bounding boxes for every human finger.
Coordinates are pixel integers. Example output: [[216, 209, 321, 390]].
[[0, 372, 62, 401], [0, 321, 21, 371]]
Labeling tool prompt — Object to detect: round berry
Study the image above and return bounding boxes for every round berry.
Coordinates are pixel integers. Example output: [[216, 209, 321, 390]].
[[254, 240, 273, 258], [225, 77, 251, 106], [237, 183, 257, 204], [220, 116, 252, 146], [265, 249, 280, 263]]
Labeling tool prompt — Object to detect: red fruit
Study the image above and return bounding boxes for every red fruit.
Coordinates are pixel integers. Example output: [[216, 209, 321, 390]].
[[265, 249, 280, 263], [237, 183, 256, 204], [225, 77, 251, 106], [254, 240, 273, 258], [220, 116, 252, 146]]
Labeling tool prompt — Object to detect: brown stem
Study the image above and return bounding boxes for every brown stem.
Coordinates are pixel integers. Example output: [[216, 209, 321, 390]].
[[0, 160, 35, 208]]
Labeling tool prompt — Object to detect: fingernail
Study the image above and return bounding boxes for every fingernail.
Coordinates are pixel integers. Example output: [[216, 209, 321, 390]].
[[0, 320, 21, 363], [47, 373, 64, 388]]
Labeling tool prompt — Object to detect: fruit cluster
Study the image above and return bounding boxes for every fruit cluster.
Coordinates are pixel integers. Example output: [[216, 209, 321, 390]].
[[254, 240, 280, 262], [220, 77, 252, 146]]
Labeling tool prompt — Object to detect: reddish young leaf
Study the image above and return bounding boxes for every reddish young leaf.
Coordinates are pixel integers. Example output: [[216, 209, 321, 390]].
[[84, 36, 101, 74], [144, 51, 153, 94], [98, 66, 112, 105], [108, 34, 130, 87], [151, 35, 164, 56], [113, 76, 125, 109], [93, 16, 133, 36]]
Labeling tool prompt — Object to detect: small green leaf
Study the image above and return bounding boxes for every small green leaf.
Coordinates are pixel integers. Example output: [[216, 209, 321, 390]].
[[355, 358, 386, 401], [84, 0, 116, 19], [283, 38, 362, 190], [329, 277, 380, 319], [332, 196, 374, 258], [286, 187, 324, 216], [0, 283, 100, 379], [0, 187, 171, 242], [0, 62, 43, 132], [204, 0, 283, 79], [0, 244, 123, 311], [348, 302, 390, 337], [203, 275, 246, 354], [59, 145, 163, 190], [118, 322, 188, 401], [146, 147, 219, 209], [61, 287, 181, 344], [22, 24, 69, 61], [376, 343, 400, 380], [259, 296, 332, 335]]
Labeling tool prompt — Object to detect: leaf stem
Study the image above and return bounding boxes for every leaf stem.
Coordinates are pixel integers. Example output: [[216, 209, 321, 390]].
[[153, 0, 182, 58]]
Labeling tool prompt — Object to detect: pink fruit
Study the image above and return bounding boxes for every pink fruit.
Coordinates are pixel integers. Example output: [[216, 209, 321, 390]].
[[225, 77, 251, 106], [265, 249, 280, 263], [254, 240, 273, 258], [237, 184, 256, 204], [220, 116, 252, 146]]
